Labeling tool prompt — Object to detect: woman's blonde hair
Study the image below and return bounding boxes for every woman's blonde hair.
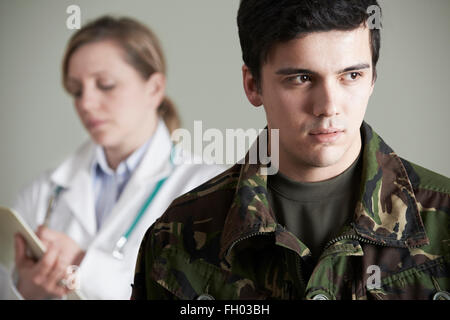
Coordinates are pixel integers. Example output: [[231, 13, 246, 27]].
[[62, 16, 180, 133]]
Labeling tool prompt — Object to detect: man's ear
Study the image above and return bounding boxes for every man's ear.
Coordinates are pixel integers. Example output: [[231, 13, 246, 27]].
[[242, 65, 263, 107], [146, 72, 166, 111]]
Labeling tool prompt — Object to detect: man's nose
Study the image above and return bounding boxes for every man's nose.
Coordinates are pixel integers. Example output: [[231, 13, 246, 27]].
[[311, 81, 340, 118]]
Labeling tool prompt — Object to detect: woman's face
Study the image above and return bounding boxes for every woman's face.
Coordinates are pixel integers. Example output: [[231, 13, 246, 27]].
[[66, 40, 164, 150]]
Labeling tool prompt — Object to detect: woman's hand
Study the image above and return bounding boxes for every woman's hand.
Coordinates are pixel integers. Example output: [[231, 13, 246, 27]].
[[35, 226, 85, 267], [14, 226, 85, 299], [15, 234, 70, 299]]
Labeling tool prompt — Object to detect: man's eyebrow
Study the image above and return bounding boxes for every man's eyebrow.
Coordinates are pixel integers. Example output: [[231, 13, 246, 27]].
[[275, 63, 371, 76], [275, 68, 317, 76], [337, 63, 370, 74]]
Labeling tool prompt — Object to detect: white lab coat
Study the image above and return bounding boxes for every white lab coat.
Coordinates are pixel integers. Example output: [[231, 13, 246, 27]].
[[0, 120, 224, 300]]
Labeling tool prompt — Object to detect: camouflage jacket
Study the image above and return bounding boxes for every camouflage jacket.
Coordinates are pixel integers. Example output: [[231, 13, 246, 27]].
[[132, 122, 450, 300]]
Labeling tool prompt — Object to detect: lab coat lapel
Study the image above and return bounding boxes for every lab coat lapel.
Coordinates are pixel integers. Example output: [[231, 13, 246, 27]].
[[49, 141, 97, 236], [98, 119, 173, 234]]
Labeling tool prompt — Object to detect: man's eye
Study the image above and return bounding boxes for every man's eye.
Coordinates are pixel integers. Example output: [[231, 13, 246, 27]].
[[289, 74, 311, 84], [344, 72, 362, 81]]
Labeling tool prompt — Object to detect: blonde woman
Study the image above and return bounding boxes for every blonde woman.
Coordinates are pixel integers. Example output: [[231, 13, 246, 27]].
[[1, 16, 223, 299]]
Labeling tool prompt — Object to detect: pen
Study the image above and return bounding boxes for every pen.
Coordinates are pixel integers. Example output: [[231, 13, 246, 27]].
[[43, 186, 63, 227]]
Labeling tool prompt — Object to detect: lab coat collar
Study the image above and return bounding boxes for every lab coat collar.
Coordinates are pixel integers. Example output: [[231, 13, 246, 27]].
[[48, 118, 173, 236], [126, 118, 173, 185], [49, 141, 97, 235]]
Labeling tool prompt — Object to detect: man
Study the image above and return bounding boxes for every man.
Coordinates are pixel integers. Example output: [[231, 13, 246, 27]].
[[132, 0, 449, 300]]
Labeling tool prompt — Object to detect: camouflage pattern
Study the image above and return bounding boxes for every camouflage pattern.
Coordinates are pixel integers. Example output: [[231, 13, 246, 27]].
[[132, 122, 450, 300]]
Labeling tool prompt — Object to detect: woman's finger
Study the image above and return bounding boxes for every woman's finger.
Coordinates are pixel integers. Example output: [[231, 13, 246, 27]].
[[46, 257, 71, 298], [34, 243, 58, 280]]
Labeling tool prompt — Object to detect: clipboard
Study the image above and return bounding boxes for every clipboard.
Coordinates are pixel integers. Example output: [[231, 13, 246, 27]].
[[0, 206, 85, 300]]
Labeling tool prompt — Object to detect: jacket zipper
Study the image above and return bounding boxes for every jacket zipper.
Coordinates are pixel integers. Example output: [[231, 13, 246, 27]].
[[323, 223, 424, 250], [323, 233, 383, 250], [295, 254, 306, 295], [226, 231, 271, 258]]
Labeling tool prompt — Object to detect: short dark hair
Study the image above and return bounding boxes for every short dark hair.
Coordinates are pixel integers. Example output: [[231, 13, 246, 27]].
[[237, 0, 381, 87]]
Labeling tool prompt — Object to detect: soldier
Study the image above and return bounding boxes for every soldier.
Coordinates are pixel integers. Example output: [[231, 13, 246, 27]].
[[132, 0, 450, 300]]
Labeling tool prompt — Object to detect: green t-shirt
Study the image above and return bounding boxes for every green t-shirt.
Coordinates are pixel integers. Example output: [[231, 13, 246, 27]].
[[267, 155, 362, 269]]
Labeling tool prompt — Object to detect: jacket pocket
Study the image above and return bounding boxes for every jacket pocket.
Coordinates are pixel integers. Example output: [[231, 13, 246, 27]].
[[366, 257, 449, 300], [153, 247, 270, 300]]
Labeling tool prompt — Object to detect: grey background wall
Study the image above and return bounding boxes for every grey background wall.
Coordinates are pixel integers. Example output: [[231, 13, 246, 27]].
[[0, 0, 449, 206]]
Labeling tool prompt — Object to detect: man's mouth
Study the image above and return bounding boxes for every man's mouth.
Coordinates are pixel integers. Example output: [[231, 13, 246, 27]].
[[309, 128, 344, 143], [309, 128, 343, 135]]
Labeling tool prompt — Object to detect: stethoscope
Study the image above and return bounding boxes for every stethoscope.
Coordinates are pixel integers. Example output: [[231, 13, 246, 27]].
[[44, 146, 176, 260]]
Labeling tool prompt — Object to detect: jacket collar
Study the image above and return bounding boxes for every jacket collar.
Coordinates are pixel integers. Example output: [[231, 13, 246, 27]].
[[353, 122, 429, 248], [220, 122, 429, 260]]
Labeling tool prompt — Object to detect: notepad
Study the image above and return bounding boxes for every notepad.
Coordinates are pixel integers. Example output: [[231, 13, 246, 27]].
[[0, 206, 84, 300]]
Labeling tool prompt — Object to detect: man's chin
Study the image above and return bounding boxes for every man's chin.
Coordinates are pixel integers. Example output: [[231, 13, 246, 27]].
[[302, 148, 345, 168], [307, 158, 341, 169]]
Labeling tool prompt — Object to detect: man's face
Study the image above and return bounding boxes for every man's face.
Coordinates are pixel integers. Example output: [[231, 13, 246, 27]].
[[246, 26, 374, 179]]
